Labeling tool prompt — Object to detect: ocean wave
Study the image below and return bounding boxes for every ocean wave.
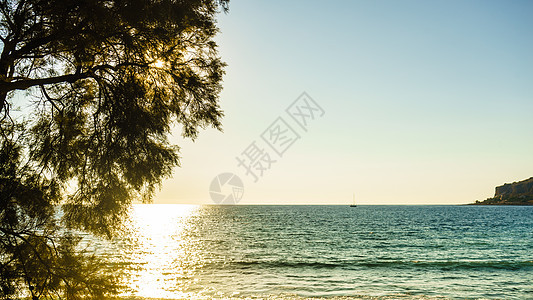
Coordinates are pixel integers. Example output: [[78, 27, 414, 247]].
[[120, 293, 454, 300], [220, 259, 533, 271]]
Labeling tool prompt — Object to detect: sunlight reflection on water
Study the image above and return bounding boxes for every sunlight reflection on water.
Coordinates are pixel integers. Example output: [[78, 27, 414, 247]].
[[100, 205, 533, 300], [122, 204, 201, 299]]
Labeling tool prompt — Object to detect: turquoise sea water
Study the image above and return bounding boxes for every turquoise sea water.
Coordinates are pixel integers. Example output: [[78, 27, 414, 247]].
[[95, 205, 533, 299]]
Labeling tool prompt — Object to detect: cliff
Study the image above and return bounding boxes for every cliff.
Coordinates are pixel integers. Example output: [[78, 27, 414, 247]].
[[471, 177, 533, 205]]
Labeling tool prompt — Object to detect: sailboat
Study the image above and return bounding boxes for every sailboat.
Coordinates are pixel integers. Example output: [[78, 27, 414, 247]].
[[350, 193, 357, 207]]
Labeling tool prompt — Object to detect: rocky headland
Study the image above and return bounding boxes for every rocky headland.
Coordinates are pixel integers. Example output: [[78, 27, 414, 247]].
[[471, 177, 533, 205]]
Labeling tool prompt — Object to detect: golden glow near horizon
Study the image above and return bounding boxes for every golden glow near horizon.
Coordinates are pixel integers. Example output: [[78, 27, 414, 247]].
[[153, 0, 533, 206], [123, 204, 202, 298]]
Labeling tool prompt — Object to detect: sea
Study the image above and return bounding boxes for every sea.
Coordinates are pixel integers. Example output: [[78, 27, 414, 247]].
[[88, 205, 533, 299]]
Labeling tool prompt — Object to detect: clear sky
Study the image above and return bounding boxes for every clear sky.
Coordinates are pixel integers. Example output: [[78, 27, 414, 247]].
[[155, 0, 533, 205]]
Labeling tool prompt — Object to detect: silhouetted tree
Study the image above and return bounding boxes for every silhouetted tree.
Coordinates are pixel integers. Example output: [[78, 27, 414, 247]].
[[0, 0, 228, 298]]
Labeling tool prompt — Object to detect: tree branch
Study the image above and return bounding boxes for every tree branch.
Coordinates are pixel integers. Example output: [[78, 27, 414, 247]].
[[0, 61, 151, 94], [0, 72, 90, 92]]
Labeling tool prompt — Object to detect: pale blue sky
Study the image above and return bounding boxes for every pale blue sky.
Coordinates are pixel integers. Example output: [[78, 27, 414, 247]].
[[157, 0, 533, 204]]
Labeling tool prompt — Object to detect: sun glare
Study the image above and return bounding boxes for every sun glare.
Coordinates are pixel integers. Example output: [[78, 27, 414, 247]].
[[152, 59, 165, 68]]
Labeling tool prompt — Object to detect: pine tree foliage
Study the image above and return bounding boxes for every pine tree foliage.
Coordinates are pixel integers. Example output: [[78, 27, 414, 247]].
[[0, 0, 228, 297]]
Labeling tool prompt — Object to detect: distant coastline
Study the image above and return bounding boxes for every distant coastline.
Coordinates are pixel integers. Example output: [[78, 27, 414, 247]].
[[470, 177, 533, 205]]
